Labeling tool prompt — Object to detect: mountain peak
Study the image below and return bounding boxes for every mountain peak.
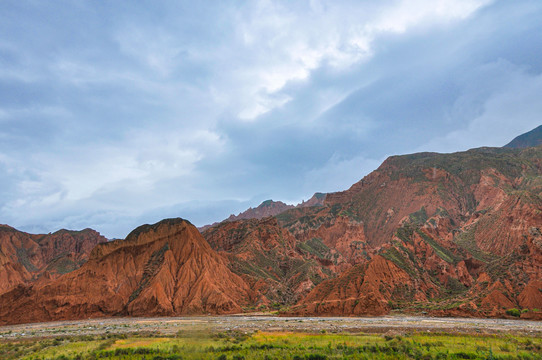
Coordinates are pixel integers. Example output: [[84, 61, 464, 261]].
[[125, 218, 192, 242], [297, 192, 326, 208], [504, 124, 542, 149], [225, 200, 294, 222], [0, 219, 255, 325]]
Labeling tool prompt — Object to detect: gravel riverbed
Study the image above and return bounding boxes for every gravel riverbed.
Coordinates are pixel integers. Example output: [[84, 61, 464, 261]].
[[1, 315, 540, 340]]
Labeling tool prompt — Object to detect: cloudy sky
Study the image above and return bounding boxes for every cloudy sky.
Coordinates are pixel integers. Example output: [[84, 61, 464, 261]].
[[1, 0, 541, 238]]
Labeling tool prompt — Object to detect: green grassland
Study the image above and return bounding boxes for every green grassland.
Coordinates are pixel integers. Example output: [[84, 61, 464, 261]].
[[2, 330, 541, 360]]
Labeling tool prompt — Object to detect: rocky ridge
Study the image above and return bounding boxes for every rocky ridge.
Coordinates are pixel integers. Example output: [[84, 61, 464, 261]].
[[0, 226, 106, 295], [199, 193, 326, 232], [285, 146, 542, 318], [505, 125, 542, 149], [203, 145, 542, 319], [0, 219, 258, 325], [1, 127, 541, 325]]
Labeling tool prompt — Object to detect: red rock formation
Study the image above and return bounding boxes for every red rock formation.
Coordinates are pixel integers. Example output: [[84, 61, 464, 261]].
[[0, 225, 106, 294], [297, 193, 326, 208], [202, 145, 542, 318], [290, 256, 414, 316], [0, 219, 256, 325], [3, 141, 541, 323], [519, 281, 542, 309], [203, 217, 333, 305], [198, 200, 294, 232], [285, 146, 542, 317]]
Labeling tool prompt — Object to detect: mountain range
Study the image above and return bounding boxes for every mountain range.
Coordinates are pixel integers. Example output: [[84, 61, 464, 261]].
[[0, 125, 541, 325]]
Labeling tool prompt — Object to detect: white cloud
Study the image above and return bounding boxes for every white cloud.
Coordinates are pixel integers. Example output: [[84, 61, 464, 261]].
[[221, 0, 493, 120], [369, 0, 492, 33], [42, 130, 223, 202], [3, 0, 539, 239], [1, 125, 226, 225]]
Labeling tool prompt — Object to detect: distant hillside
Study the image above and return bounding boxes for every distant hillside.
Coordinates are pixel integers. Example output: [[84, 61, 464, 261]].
[[504, 125, 542, 148], [206, 145, 542, 319], [226, 200, 295, 222], [297, 192, 327, 208], [199, 193, 326, 231], [3, 127, 542, 325]]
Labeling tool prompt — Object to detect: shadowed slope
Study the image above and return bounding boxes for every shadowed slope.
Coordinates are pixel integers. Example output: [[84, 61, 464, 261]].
[[504, 124, 542, 148]]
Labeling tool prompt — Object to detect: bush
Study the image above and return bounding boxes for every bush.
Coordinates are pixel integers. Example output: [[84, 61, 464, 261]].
[[506, 308, 521, 317], [453, 352, 476, 359], [306, 355, 327, 360]]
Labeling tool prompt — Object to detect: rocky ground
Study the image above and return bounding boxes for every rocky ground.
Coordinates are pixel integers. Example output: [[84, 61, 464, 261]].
[[0, 315, 540, 340]]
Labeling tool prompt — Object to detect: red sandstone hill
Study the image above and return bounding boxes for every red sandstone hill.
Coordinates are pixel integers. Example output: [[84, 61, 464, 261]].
[[0, 225, 106, 295], [285, 146, 542, 317], [1, 129, 541, 324], [203, 217, 336, 306], [203, 145, 542, 318], [0, 219, 258, 325]]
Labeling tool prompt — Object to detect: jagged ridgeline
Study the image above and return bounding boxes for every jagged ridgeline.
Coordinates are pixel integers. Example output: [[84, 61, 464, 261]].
[[0, 219, 259, 325], [1, 126, 541, 324], [205, 144, 542, 318], [0, 225, 106, 294]]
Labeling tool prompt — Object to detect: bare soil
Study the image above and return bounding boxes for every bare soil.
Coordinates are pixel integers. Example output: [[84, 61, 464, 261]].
[[0, 315, 541, 340]]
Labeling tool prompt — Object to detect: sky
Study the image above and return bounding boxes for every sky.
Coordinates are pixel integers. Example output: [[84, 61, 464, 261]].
[[1, 0, 541, 238]]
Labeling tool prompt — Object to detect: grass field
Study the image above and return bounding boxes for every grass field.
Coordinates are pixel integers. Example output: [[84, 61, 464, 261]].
[[1, 329, 541, 360]]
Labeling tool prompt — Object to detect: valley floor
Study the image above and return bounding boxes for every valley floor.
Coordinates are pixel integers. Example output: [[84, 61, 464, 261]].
[[1, 315, 541, 340]]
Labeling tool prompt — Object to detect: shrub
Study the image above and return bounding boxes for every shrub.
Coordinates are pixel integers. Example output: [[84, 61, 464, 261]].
[[453, 351, 476, 359], [306, 354, 327, 360], [506, 308, 521, 317]]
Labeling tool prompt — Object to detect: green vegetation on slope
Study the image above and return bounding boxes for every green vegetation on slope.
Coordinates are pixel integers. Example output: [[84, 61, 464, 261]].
[[381, 247, 417, 278], [415, 229, 457, 264], [15, 248, 37, 272], [453, 225, 494, 264], [296, 238, 331, 260], [385, 146, 542, 186], [44, 256, 79, 275]]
